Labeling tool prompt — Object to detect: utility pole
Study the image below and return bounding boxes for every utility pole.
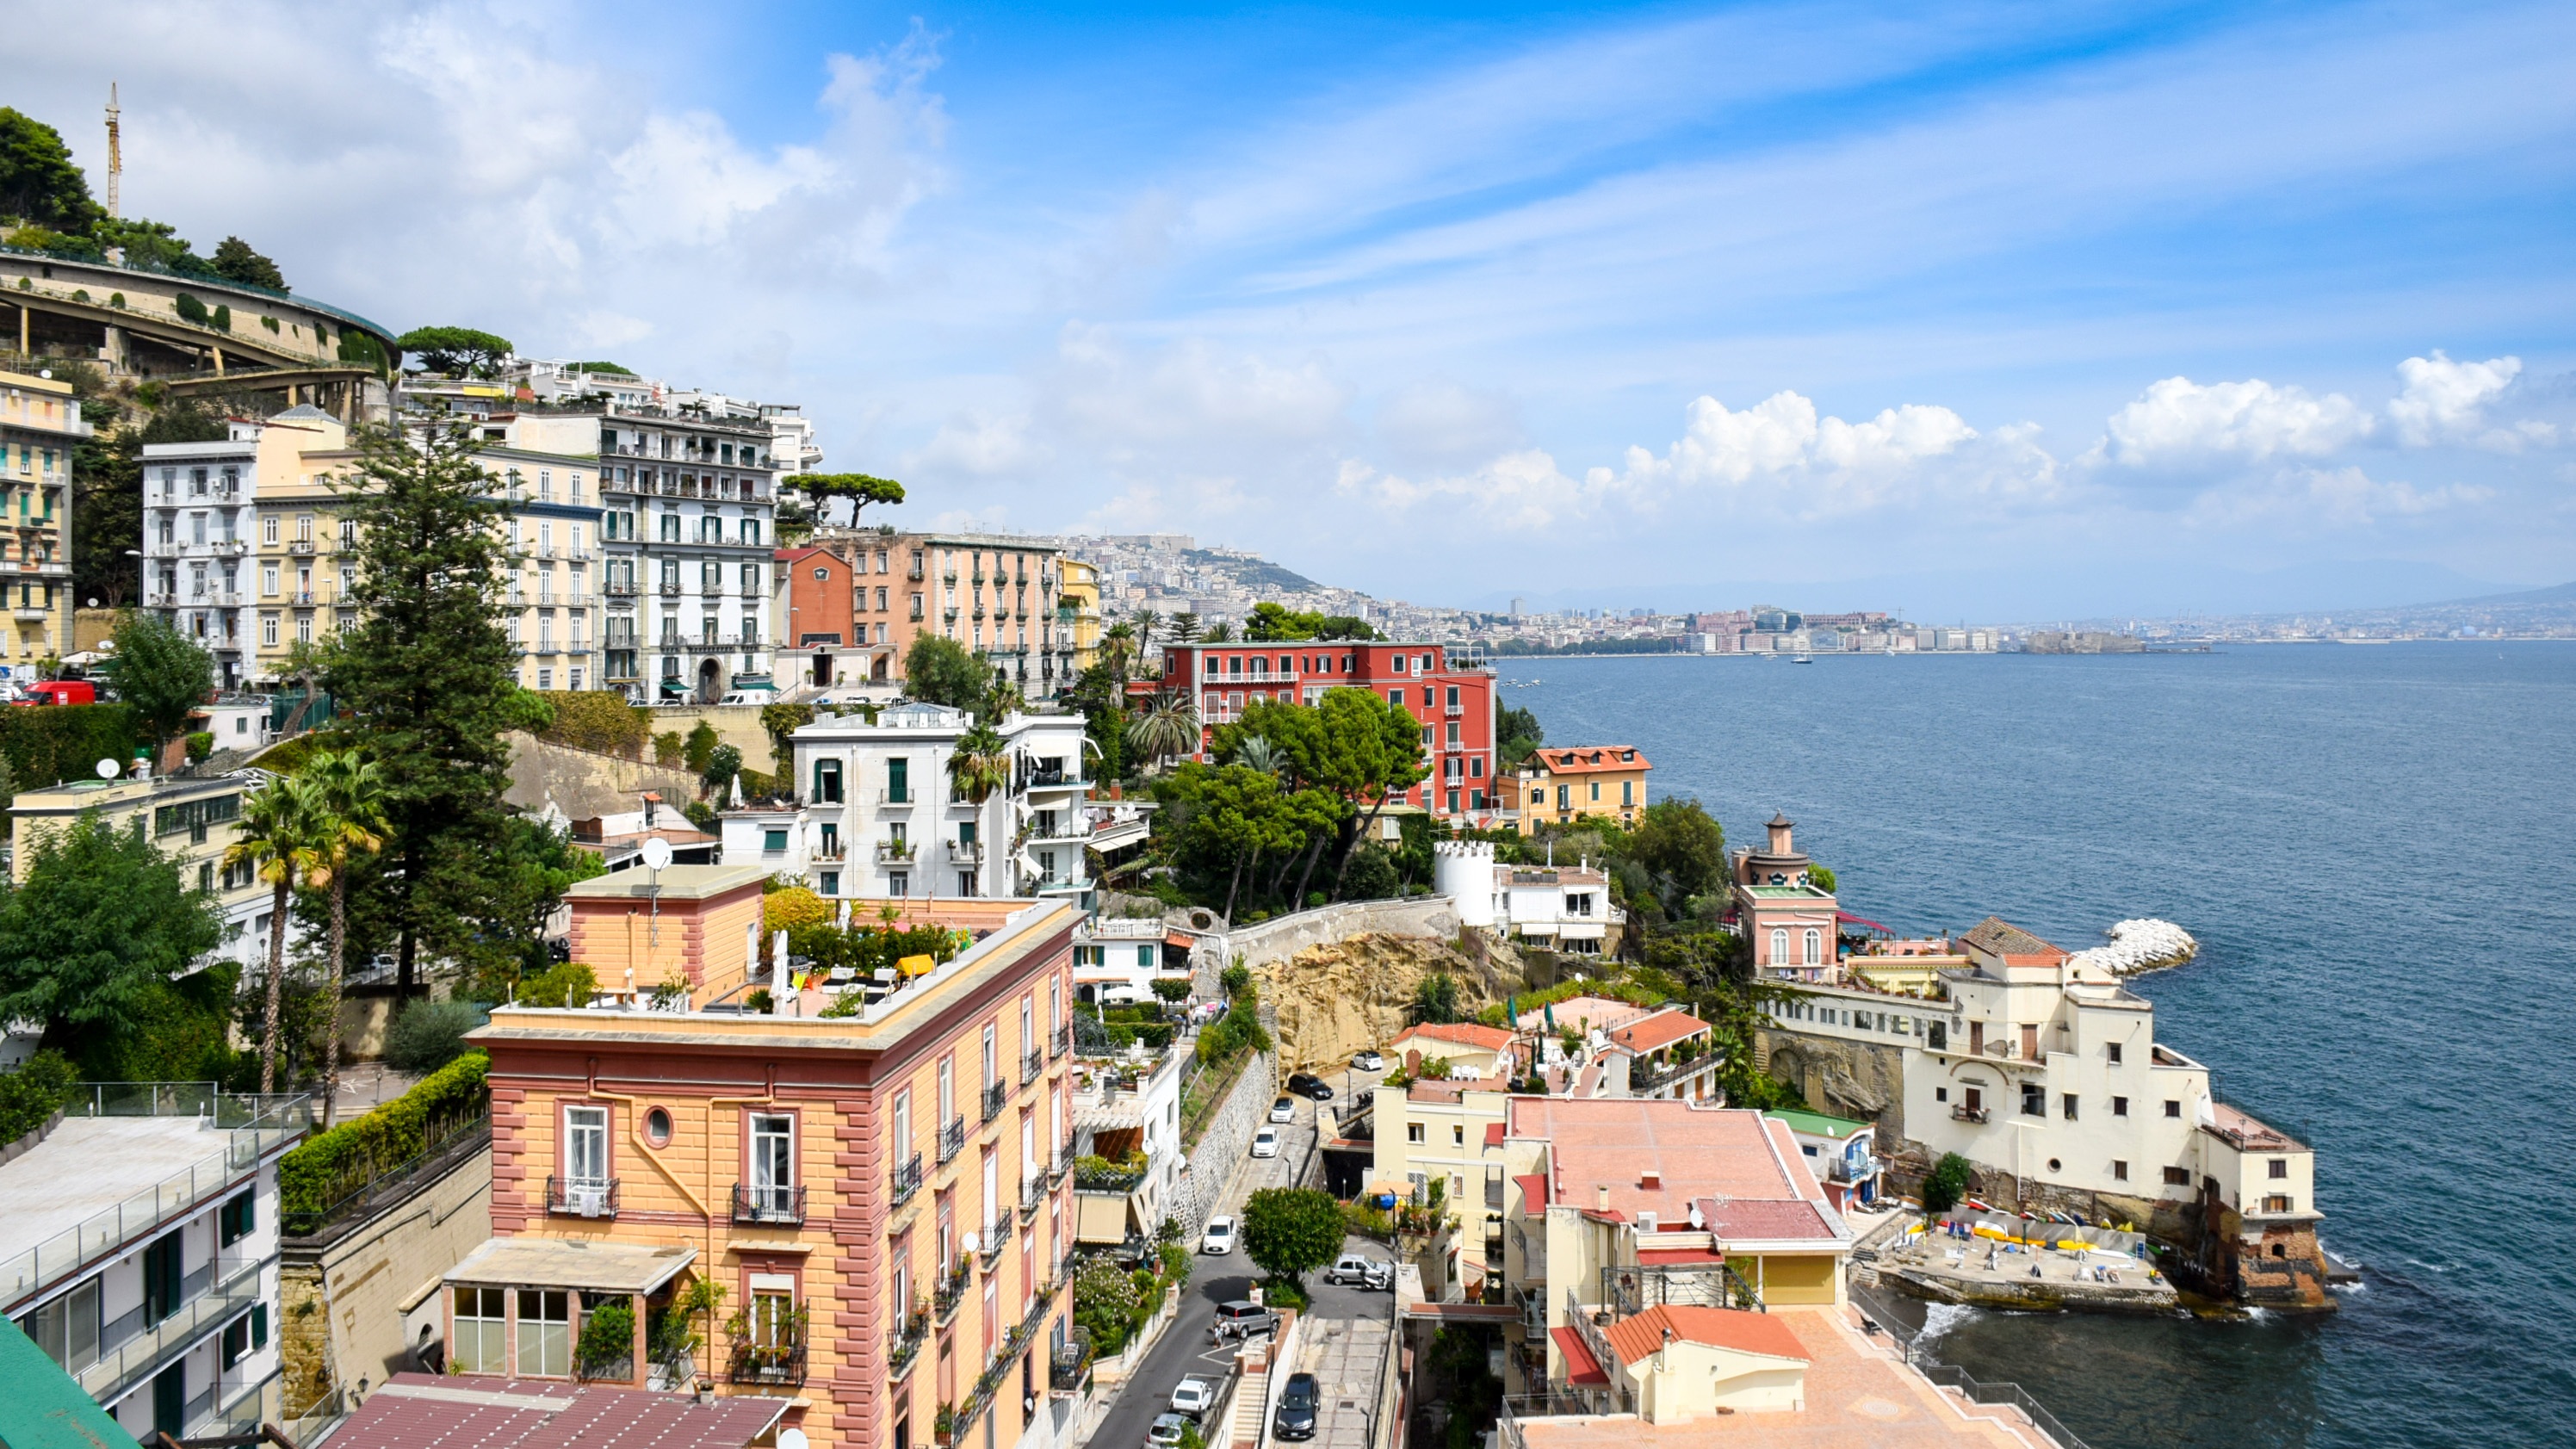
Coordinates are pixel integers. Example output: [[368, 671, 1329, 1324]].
[[103, 83, 121, 220]]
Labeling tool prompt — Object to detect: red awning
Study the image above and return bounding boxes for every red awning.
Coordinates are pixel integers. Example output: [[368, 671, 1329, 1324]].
[[1549, 1328, 1610, 1387], [1836, 910, 1892, 933], [1484, 1123, 1505, 1149], [1514, 1173, 1550, 1214], [1636, 1247, 1726, 1266]]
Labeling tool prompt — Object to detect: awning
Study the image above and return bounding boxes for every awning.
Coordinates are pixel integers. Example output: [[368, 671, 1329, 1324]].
[[1514, 1174, 1550, 1214], [1164, 932, 1198, 950], [443, 1237, 698, 1295], [1550, 1327, 1610, 1387], [1636, 1248, 1727, 1266], [1836, 910, 1892, 933]]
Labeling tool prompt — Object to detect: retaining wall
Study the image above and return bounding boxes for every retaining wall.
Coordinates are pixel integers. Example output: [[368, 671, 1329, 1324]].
[[1174, 1050, 1276, 1233], [1197, 898, 1462, 993]]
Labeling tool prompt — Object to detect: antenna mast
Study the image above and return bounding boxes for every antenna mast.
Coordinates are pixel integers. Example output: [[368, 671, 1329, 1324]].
[[104, 84, 121, 220]]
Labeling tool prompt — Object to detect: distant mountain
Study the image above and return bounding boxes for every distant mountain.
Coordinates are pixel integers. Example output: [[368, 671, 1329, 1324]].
[[2430, 579, 2576, 607], [1183, 548, 1321, 595]]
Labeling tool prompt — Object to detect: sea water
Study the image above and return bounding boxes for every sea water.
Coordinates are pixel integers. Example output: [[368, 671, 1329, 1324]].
[[1506, 642, 2576, 1447]]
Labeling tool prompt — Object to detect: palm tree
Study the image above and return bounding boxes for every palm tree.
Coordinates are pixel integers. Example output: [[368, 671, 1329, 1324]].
[[946, 723, 1013, 806], [1231, 735, 1286, 777], [306, 750, 389, 1127], [1124, 690, 1202, 774], [1167, 612, 1200, 643], [1128, 609, 1161, 647], [982, 678, 1026, 727], [225, 776, 327, 1094], [1099, 622, 1137, 684]]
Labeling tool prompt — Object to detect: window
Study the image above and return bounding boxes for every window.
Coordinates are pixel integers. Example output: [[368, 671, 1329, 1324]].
[[1452, 1124, 1464, 1145], [262, 563, 278, 595], [2112, 1095, 2129, 1117], [2164, 1099, 2182, 1118], [516, 1290, 571, 1376], [645, 1107, 673, 1146], [1770, 928, 1787, 963], [2164, 1166, 2192, 1186], [566, 1105, 610, 1186], [1803, 928, 1822, 965], [2269, 1158, 2288, 1180], [2262, 1195, 2294, 1214], [1621, 780, 1633, 806], [2112, 1161, 2129, 1181], [2106, 1042, 2122, 1065], [2020, 1083, 2046, 1117], [763, 827, 788, 856], [815, 758, 843, 803], [1407, 1124, 1425, 1143], [219, 1189, 255, 1246], [750, 1113, 795, 1214], [748, 1273, 796, 1349], [452, 1288, 505, 1375], [2062, 1093, 2078, 1120], [18, 1277, 102, 1372], [1934, 1087, 1948, 1103]]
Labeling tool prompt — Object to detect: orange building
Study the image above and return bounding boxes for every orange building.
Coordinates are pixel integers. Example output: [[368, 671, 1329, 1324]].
[[1514, 745, 1652, 834], [461, 895, 1083, 1449]]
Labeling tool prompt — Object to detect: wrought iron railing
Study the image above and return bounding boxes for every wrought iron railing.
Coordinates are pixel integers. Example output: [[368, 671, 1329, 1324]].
[[935, 1262, 971, 1323], [1050, 1327, 1094, 1392], [890, 1303, 932, 1378], [983, 1081, 1009, 1123], [1050, 1024, 1071, 1058], [892, 1151, 926, 1206], [732, 1182, 806, 1226], [939, 1117, 966, 1164], [729, 1337, 807, 1387], [546, 1175, 620, 1218], [1023, 1047, 1044, 1084], [980, 1216, 1012, 1264]]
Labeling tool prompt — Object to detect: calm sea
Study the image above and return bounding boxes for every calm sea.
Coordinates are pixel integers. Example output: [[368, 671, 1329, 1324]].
[[1505, 643, 2576, 1448]]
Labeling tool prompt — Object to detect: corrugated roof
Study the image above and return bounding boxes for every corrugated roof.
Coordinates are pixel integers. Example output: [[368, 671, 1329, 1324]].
[[0, 1319, 136, 1449], [330, 1373, 787, 1449], [1549, 1326, 1610, 1386]]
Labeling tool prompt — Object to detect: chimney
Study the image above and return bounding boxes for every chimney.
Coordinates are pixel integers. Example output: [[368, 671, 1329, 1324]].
[[1767, 813, 1794, 856], [1595, 1185, 1609, 1212], [1640, 1169, 1661, 1192]]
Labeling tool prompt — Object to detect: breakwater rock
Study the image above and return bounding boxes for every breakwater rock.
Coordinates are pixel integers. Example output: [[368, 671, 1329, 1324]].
[[2067, 918, 2197, 975]]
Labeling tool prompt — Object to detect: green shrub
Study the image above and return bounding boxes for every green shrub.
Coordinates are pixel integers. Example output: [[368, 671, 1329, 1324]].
[[0, 703, 138, 790], [184, 730, 214, 762], [516, 961, 597, 1008], [385, 999, 483, 1074], [1150, 978, 1192, 1003], [210, 304, 231, 332], [578, 1299, 635, 1370], [277, 1050, 489, 1218], [175, 293, 208, 325], [108, 293, 124, 309], [1923, 1152, 1975, 1215], [0, 1051, 76, 1146]]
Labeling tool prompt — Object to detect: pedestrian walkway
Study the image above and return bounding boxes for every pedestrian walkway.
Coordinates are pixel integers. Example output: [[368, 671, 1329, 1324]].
[[1295, 1309, 1389, 1448]]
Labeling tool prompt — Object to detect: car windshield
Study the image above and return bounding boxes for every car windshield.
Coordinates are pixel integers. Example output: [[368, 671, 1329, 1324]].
[[1285, 1380, 1318, 1407]]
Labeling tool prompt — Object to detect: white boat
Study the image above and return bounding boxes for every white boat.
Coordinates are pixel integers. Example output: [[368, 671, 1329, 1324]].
[[1793, 653, 1813, 664]]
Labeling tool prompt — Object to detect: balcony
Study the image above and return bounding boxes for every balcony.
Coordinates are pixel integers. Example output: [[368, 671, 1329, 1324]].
[[604, 580, 640, 597], [1020, 1173, 1045, 1223], [1445, 703, 1464, 716], [878, 788, 914, 806], [1022, 1046, 1043, 1085], [11, 607, 48, 622], [1050, 1024, 1070, 1059], [889, 1303, 931, 1379], [1050, 1328, 1093, 1393], [949, 840, 984, 866], [288, 539, 316, 554], [1825, 1154, 1880, 1185], [660, 581, 683, 595], [1023, 766, 1087, 792], [978, 1215, 1010, 1265], [934, 1261, 970, 1323], [876, 839, 917, 864], [1951, 1105, 1991, 1124], [811, 843, 845, 863], [891, 1151, 925, 1207], [547, 1175, 621, 1217], [75, 1258, 263, 1406], [728, 1336, 806, 1388], [209, 539, 249, 556], [731, 1182, 805, 1226], [981, 1080, 1007, 1124], [938, 1116, 965, 1165]]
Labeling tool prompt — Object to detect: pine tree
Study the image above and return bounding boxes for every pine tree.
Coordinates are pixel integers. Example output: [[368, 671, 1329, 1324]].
[[318, 424, 537, 994]]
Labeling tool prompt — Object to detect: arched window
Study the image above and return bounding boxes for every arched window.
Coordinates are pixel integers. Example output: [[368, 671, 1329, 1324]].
[[1804, 928, 1823, 965], [1770, 928, 1788, 963]]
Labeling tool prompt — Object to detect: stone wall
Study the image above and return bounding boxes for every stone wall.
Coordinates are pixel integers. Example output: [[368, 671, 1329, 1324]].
[[1755, 1026, 1910, 1141], [1198, 898, 1463, 991], [1173, 1050, 1275, 1234], [502, 731, 705, 821], [278, 1142, 494, 1415], [643, 706, 777, 766]]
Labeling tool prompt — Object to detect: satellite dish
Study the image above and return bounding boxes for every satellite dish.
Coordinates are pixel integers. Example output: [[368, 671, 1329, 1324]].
[[640, 837, 674, 872], [960, 1232, 979, 1255], [94, 759, 119, 780], [779, 1433, 809, 1449]]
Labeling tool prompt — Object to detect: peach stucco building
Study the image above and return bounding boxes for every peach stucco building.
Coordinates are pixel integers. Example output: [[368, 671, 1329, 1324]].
[[463, 895, 1083, 1449]]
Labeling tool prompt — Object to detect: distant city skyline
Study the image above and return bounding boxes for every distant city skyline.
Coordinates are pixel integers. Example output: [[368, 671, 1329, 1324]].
[[17, 0, 2573, 616]]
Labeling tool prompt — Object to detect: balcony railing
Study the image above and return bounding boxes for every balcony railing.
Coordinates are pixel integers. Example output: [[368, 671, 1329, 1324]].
[[547, 1175, 621, 1217], [1826, 1155, 1879, 1184], [1020, 1173, 1046, 1222], [1050, 1327, 1094, 1393], [1951, 1105, 1991, 1124], [76, 1257, 261, 1405], [935, 1262, 970, 1323], [982, 1080, 1008, 1123], [732, 1182, 805, 1226], [979, 1215, 1011, 1264], [879, 787, 913, 805], [938, 1117, 965, 1165], [876, 839, 916, 863], [728, 1337, 807, 1387], [890, 1303, 931, 1378], [891, 1151, 925, 1206], [1074, 1162, 1146, 1193], [1022, 1047, 1043, 1085], [948, 839, 984, 865], [1050, 1023, 1071, 1058]]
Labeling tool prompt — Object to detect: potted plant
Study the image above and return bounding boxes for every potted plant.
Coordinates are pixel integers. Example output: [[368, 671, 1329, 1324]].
[[935, 1403, 959, 1445]]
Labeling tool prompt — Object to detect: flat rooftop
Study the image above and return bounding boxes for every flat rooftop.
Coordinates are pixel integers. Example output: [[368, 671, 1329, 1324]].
[[1514, 1307, 2053, 1449], [0, 1116, 239, 1258], [1508, 1100, 1829, 1223]]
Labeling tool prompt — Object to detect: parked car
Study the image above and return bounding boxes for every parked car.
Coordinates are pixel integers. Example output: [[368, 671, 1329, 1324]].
[[1269, 1096, 1297, 1123], [1170, 1378, 1217, 1420], [1201, 1215, 1236, 1254], [1285, 1073, 1333, 1100], [1325, 1253, 1393, 1288], [1352, 1050, 1384, 1071], [1210, 1301, 1279, 1342], [1274, 1372, 1321, 1440], [1250, 1126, 1279, 1158], [1149, 1412, 1192, 1448]]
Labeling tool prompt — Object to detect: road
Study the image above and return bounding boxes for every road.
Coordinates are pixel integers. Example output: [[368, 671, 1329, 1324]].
[[1088, 1073, 1388, 1449]]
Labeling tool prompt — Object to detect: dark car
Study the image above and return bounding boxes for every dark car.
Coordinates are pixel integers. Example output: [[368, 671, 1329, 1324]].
[[1274, 1372, 1321, 1440], [1285, 1073, 1334, 1100]]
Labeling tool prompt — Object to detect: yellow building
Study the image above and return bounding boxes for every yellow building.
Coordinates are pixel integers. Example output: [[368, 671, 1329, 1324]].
[[10, 771, 283, 977], [0, 368, 84, 672], [1515, 745, 1651, 834], [1056, 556, 1103, 674]]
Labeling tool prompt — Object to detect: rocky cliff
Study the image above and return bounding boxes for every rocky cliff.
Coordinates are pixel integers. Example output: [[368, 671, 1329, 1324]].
[[1252, 932, 1525, 1073]]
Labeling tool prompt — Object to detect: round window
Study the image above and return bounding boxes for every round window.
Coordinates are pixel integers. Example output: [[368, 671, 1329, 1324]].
[[645, 1107, 673, 1146], [2047, 1158, 2062, 1173]]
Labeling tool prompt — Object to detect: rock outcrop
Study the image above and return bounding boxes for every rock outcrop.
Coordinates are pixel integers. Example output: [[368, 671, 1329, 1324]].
[[2067, 919, 2198, 975], [1252, 932, 1522, 1073]]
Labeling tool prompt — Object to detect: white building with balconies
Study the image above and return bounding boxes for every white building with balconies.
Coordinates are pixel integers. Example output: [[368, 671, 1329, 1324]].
[[0, 1084, 308, 1443]]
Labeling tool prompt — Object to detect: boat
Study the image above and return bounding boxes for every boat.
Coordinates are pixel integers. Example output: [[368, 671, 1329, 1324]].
[[1793, 653, 1813, 664]]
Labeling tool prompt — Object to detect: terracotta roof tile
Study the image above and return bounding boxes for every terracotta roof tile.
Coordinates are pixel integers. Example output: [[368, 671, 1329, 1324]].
[[1959, 916, 2068, 963], [1601, 1305, 1809, 1365], [1394, 1022, 1516, 1053], [1607, 1008, 1708, 1053], [1531, 746, 1652, 776]]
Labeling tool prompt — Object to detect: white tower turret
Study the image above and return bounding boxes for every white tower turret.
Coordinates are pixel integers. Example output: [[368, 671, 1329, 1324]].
[[1433, 839, 1498, 928]]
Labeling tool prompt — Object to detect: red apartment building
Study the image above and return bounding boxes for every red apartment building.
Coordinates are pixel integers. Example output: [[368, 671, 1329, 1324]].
[[1142, 641, 1500, 826]]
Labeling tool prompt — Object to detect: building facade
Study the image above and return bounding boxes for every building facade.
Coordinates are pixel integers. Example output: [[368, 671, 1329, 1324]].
[[1512, 746, 1651, 834], [0, 1084, 308, 1443], [594, 407, 778, 702], [1731, 815, 1839, 982], [10, 770, 284, 981], [1146, 640, 1499, 826], [465, 893, 1084, 1449], [0, 369, 81, 675]]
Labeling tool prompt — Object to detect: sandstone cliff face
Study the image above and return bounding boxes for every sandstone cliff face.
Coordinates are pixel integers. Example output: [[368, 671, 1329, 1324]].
[[1253, 932, 1524, 1073]]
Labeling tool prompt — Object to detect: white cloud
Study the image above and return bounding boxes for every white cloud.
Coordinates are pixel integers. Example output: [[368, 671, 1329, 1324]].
[[2388, 350, 2537, 449], [2185, 465, 2492, 531], [2097, 376, 2377, 468]]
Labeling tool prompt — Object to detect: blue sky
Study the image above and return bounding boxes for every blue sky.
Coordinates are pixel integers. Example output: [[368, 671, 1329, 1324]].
[[16, 0, 2576, 618]]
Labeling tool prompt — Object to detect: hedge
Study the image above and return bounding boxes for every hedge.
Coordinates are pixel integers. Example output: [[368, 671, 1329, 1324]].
[[0, 703, 139, 790], [0, 1052, 75, 1147], [278, 1050, 489, 1219]]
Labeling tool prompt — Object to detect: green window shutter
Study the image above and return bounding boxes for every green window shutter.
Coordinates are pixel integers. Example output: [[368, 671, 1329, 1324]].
[[251, 1303, 268, 1349]]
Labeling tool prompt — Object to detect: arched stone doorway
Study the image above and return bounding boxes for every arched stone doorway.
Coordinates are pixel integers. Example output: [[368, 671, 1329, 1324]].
[[697, 658, 721, 703]]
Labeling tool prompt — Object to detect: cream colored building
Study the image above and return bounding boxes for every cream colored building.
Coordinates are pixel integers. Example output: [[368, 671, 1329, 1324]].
[[9, 771, 285, 979], [1056, 555, 1103, 675], [0, 369, 82, 674]]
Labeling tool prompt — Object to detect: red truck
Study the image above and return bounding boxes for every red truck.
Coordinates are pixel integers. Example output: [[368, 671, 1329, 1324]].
[[18, 680, 96, 707]]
